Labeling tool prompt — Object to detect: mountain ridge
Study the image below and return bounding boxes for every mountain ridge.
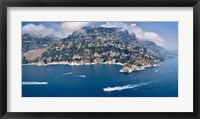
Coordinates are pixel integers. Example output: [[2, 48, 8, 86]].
[[22, 26, 175, 73]]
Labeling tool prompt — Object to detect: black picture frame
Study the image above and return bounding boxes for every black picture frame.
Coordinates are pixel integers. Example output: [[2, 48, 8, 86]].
[[0, 0, 200, 119]]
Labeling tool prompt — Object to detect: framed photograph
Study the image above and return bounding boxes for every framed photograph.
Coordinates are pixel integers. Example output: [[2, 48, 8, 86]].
[[0, 0, 200, 118]]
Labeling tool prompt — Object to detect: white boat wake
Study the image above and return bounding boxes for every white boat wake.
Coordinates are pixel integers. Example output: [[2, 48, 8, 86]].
[[22, 81, 48, 85], [55, 72, 73, 80], [103, 81, 154, 92]]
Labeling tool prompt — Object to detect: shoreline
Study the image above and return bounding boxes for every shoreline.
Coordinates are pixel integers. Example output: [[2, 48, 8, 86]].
[[22, 61, 159, 73], [22, 61, 124, 66]]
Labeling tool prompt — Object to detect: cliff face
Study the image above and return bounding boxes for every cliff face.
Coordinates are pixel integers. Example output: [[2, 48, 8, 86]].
[[22, 26, 175, 73]]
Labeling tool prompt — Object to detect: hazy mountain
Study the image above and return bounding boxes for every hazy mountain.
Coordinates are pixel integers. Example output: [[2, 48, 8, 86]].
[[140, 40, 175, 61]]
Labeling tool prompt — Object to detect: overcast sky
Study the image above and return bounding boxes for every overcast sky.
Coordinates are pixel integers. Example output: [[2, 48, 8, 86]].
[[22, 21, 178, 50]]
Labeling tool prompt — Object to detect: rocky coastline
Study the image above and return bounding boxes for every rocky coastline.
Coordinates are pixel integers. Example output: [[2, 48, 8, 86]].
[[119, 63, 159, 73]]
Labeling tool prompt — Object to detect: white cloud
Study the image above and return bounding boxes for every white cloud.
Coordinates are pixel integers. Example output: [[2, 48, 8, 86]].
[[22, 24, 64, 38], [61, 22, 90, 31], [101, 22, 165, 47], [60, 22, 90, 37], [130, 23, 164, 44], [22, 22, 90, 38]]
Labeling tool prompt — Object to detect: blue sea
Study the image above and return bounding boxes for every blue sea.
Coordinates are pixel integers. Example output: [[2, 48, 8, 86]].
[[22, 57, 178, 97]]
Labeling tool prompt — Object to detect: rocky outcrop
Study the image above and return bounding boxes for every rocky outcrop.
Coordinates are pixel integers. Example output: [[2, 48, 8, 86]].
[[120, 63, 159, 73]]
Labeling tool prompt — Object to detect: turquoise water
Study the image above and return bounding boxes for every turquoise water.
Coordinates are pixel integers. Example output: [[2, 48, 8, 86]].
[[22, 57, 178, 97]]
